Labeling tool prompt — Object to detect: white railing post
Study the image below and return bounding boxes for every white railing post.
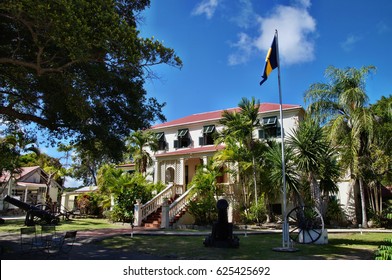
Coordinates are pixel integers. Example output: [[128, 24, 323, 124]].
[[161, 198, 170, 229], [134, 199, 143, 226], [139, 183, 174, 222]]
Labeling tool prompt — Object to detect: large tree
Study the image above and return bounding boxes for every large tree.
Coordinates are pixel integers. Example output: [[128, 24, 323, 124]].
[[215, 97, 265, 219], [286, 117, 340, 214], [0, 0, 182, 160], [367, 95, 392, 217], [305, 65, 375, 227]]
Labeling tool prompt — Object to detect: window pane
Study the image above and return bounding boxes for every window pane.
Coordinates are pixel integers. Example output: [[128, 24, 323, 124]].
[[178, 129, 188, 137], [156, 132, 164, 140], [262, 116, 277, 125], [203, 125, 215, 134]]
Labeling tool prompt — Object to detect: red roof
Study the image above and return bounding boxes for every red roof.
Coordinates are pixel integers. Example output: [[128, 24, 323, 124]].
[[155, 145, 225, 158], [0, 166, 41, 183], [152, 103, 302, 129]]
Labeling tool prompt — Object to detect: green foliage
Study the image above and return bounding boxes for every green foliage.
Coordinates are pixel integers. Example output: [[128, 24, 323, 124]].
[[187, 196, 217, 226], [97, 165, 163, 223], [0, 130, 37, 177], [375, 238, 392, 260], [305, 65, 376, 227], [110, 174, 152, 223], [215, 97, 266, 216], [243, 197, 268, 224], [325, 197, 347, 226], [0, 0, 182, 161], [76, 192, 103, 216], [125, 130, 158, 174], [187, 163, 222, 225]]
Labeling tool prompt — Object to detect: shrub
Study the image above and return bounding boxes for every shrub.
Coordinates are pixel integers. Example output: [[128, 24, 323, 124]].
[[76, 192, 103, 216], [325, 197, 347, 226], [188, 195, 217, 225], [246, 198, 268, 224]]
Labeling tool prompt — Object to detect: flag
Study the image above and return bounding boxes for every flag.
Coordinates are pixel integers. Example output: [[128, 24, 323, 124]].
[[260, 34, 278, 85]]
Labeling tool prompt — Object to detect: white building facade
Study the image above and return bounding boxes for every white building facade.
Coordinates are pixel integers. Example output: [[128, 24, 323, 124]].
[[146, 103, 305, 200]]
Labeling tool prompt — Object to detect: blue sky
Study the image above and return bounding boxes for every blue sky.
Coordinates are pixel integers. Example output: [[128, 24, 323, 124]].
[[43, 0, 392, 187], [140, 0, 392, 125]]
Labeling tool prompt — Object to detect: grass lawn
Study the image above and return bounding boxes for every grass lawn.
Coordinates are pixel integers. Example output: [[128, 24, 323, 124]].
[[1, 218, 390, 259], [99, 232, 391, 260], [0, 218, 125, 233]]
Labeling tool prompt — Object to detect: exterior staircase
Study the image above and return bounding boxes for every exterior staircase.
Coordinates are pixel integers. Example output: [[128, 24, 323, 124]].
[[139, 185, 195, 229], [141, 195, 181, 228], [169, 205, 189, 227], [142, 208, 162, 229]]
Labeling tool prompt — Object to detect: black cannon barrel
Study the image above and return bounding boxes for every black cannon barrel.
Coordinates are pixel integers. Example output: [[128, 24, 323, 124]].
[[3, 195, 57, 223], [4, 195, 37, 211]]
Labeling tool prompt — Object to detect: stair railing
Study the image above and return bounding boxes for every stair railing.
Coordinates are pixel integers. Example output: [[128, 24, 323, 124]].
[[168, 186, 196, 224], [141, 183, 175, 222]]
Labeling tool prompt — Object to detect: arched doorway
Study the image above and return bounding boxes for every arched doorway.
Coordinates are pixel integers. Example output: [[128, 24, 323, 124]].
[[165, 167, 175, 184]]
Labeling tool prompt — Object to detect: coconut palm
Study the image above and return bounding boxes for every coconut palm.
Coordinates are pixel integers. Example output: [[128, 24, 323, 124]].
[[126, 130, 158, 175], [305, 65, 376, 227], [215, 97, 266, 219]]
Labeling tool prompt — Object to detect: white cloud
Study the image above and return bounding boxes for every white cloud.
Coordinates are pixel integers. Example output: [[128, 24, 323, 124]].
[[296, 0, 311, 9], [254, 3, 317, 65], [192, 0, 219, 19], [64, 176, 83, 189], [377, 21, 389, 34], [228, 33, 254, 65], [341, 34, 362, 52], [231, 0, 256, 29]]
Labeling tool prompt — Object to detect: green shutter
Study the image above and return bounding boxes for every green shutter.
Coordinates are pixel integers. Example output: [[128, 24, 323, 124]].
[[203, 125, 215, 134]]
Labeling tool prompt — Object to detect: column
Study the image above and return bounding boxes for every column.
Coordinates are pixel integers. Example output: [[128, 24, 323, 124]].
[[60, 194, 69, 212], [179, 158, 185, 193], [160, 198, 170, 229], [133, 199, 143, 227], [153, 160, 159, 184], [202, 156, 208, 166]]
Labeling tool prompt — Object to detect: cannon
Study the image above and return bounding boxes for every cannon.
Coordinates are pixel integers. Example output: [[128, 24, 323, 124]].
[[203, 199, 239, 248], [3, 195, 59, 226]]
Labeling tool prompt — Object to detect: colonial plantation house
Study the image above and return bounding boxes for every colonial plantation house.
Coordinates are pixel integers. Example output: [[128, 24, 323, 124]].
[[2, 103, 388, 228], [0, 166, 62, 212], [131, 102, 392, 229], [131, 103, 310, 228]]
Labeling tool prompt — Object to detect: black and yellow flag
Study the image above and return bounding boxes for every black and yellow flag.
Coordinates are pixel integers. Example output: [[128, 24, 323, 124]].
[[260, 35, 278, 85]]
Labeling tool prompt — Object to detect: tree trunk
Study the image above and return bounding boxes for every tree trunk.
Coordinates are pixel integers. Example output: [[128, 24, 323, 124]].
[[358, 178, 368, 228], [309, 172, 321, 212]]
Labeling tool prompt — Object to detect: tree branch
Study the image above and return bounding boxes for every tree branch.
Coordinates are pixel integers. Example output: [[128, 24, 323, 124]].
[[0, 106, 57, 130]]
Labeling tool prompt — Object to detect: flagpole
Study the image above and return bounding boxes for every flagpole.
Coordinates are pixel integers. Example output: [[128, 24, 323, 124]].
[[275, 30, 290, 249]]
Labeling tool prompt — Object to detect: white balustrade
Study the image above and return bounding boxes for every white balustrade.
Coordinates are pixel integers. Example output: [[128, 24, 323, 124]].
[[140, 183, 175, 221], [168, 186, 196, 224]]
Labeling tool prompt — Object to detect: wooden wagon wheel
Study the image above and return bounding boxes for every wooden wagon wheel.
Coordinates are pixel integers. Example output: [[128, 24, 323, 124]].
[[286, 206, 324, 244]]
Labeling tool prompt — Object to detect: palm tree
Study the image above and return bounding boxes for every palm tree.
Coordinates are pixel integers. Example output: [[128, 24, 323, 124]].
[[287, 118, 329, 212], [305, 65, 376, 227], [263, 142, 301, 221], [126, 130, 158, 175], [215, 97, 265, 218]]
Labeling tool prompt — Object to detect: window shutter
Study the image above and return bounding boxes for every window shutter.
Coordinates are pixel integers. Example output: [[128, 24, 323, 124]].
[[276, 127, 282, 137], [258, 129, 265, 139], [174, 140, 178, 148], [199, 137, 204, 146]]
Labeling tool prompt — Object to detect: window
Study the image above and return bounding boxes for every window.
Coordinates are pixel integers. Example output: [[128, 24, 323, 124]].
[[156, 132, 166, 150], [263, 116, 277, 125], [258, 116, 281, 139], [174, 129, 191, 148], [199, 125, 215, 146]]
